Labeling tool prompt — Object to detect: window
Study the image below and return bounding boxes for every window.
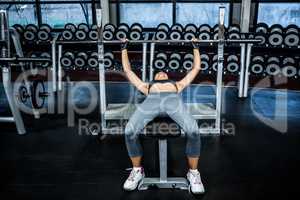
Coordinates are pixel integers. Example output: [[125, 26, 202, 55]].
[[119, 3, 173, 27], [258, 3, 300, 26], [176, 3, 230, 26], [0, 4, 37, 25], [41, 3, 92, 28]]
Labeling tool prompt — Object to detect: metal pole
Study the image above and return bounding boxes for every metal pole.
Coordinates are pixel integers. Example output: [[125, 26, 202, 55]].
[[243, 44, 253, 97], [58, 45, 63, 91], [159, 139, 168, 182], [238, 44, 246, 98], [149, 43, 155, 81], [100, 0, 110, 25], [240, 0, 252, 33], [51, 35, 58, 92], [142, 43, 147, 81], [215, 7, 225, 134]]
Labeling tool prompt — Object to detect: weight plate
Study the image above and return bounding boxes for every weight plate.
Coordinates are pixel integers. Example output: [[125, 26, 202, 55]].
[[183, 31, 195, 40], [185, 24, 197, 33], [62, 30, 73, 40], [32, 80, 46, 109], [61, 57, 72, 67], [183, 59, 193, 70], [78, 23, 89, 32], [65, 23, 76, 32], [286, 24, 299, 34], [255, 23, 268, 34], [115, 30, 127, 40], [130, 23, 143, 32], [18, 85, 29, 104], [184, 53, 194, 60], [157, 23, 170, 32], [228, 31, 240, 39], [170, 53, 181, 60], [198, 31, 211, 40], [201, 54, 209, 61], [171, 23, 183, 32], [212, 62, 218, 71], [228, 25, 240, 33], [24, 31, 35, 41], [251, 63, 264, 74], [284, 33, 299, 47], [252, 55, 264, 63], [199, 24, 211, 33], [39, 24, 51, 32], [282, 66, 297, 77], [154, 58, 166, 69], [169, 30, 182, 40], [89, 30, 98, 40], [168, 59, 180, 70], [104, 24, 116, 32], [104, 57, 113, 68], [37, 30, 50, 41], [270, 24, 283, 34], [156, 52, 168, 60], [283, 57, 295, 65], [40, 52, 51, 68], [118, 23, 130, 32], [227, 62, 239, 73], [266, 63, 281, 76], [25, 24, 38, 32], [88, 57, 98, 68], [12, 24, 25, 34], [129, 30, 142, 41], [75, 30, 87, 40], [103, 30, 114, 40], [267, 57, 280, 63], [200, 61, 209, 71], [227, 55, 239, 62], [155, 30, 168, 40], [74, 57, 85, 67], [268, 32, 283, 46]]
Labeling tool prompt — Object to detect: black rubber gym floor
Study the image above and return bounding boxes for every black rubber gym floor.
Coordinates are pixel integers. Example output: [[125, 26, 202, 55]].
[[1, 87, 300, 200]]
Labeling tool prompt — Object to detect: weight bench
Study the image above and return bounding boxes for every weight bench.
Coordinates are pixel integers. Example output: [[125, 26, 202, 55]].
[[138, 116, 189, 190]]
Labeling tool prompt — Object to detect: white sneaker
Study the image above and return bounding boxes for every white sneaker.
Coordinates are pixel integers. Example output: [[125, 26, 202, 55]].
[[187, 169, 205, 194], [123, 167, 145, 191]]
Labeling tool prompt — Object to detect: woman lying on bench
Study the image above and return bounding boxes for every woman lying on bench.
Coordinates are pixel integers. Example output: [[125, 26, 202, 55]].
[[121, 38, 204, 194]]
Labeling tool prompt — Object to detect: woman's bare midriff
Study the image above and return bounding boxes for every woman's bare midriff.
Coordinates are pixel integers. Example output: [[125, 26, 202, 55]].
[[148, 83, 178, 93]]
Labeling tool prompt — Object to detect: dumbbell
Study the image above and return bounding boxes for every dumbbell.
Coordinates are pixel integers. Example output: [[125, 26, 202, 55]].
[[60, 51, 75, 68], [104, 52, 114, 69], [168, 53, 181, 70], [75, 23, 89, 40], [198, 24, 211, 41], [89, 24, 99, 41], [268, 24, 284, 46], [74, 52, 88, 68], [24, 24, 38, 41], [115, 23, 129, 40], [183, 24, 197, 40], [212, 24, 221, 40], [200, 54, 209, 72], [282, 65, 297, 78], [154, 52, 168, 70], [266, 56, 281, 76], [40, 52, 51, 68], [228, 24, 240, 39], [183, 53, 194, 71], [37, 24, 52, 41], [212, 54, 218, 72], [169, 23, 183, 40], [284, 24, 299, 47], [129, 23, 143, 41], [62, 23, 76, 40], [103, 23, 116, 41], [155, 23, 169, 40], [255, 23, 269, 34], [87, 52, 98, 69], [226, 54, 239, 74], [250, 61, 264, 75]]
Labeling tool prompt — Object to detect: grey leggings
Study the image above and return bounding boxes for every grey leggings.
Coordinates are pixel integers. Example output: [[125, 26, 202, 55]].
[[125, 92, 201, 158]]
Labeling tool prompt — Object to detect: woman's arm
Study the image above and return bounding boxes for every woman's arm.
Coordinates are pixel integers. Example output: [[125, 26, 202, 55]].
[[121, 44, 149, 95], [176, 41, 201, 93]]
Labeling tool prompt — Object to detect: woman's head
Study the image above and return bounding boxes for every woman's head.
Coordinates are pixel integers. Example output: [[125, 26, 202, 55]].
[[154, 71, 168, 80]]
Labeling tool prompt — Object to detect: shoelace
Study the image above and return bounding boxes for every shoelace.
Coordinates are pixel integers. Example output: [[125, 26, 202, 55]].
[[128, 169, 139, 182], [191, 172, 202, 184]]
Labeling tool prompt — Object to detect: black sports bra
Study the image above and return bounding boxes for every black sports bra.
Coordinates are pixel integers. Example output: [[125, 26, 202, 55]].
[[148, 80, 178, 93]]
